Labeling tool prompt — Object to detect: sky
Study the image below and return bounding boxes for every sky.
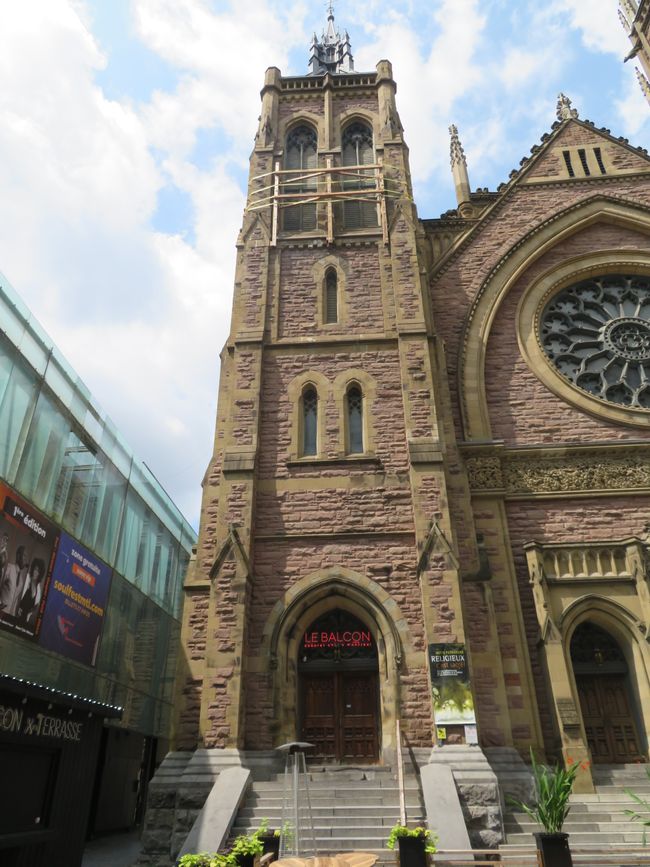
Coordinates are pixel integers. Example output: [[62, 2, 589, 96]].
[[0, 0, 648, 530]]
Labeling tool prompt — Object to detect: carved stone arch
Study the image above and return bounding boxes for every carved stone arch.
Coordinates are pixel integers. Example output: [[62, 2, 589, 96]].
[[279, 114, 323, 152], [288, 371, 330, 460], [559, 594, 650, 766], [260, 566, 412, 758], [339, 110, 378, 146], [458, 196, 650, 439]]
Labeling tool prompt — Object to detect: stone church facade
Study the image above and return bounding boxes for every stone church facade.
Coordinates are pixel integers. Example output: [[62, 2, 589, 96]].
[[162, 10, 650, 853]]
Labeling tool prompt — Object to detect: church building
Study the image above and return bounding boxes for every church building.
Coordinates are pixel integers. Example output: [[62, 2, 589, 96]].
[[146, 8, 650, 859]]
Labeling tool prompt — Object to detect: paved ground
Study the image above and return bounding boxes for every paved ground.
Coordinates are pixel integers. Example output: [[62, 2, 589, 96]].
[[81, 829, 143, 867]]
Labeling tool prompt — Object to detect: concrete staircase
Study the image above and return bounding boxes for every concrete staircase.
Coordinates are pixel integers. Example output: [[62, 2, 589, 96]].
[[230, 765, 426, 861], [502, 763, 650, 851]]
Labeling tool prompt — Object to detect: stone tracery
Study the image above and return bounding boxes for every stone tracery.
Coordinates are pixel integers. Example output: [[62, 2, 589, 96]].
[[540, 274, 650, 409]]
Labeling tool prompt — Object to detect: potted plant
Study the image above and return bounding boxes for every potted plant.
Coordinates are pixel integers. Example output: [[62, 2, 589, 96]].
[[387, 824, 437, 867], [229, 831, 264, 867], [508, 750, 583, 867], [178, 855, 233, 867], [257, 818, 281, 862]]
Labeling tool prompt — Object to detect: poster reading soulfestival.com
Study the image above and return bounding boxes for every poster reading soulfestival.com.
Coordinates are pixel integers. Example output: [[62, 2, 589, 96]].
[[0, 481, 112, 666], [428, 642, 476, 728], [0, 483, 58, 639], [39, 532, 112, 667]]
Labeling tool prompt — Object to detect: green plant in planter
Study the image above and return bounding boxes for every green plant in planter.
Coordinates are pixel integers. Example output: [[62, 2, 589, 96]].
[[178, 855, 233, 867], [507, 749, 582, 834], [386, 825, 438, 855], [624, 766, 650, 844], [230, 831, 264, 858]]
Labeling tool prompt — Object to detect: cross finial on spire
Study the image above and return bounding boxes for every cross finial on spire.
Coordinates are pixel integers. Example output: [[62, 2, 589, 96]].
[[556, 93, 579, 121], [307, 2, 354, 75]]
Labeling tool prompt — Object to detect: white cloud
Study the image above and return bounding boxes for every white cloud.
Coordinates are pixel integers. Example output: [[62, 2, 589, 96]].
[[552, 0, 630, 56]]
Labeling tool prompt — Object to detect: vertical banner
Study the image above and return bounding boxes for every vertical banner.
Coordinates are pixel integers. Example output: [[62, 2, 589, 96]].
[[428, 643, 476, 726], [0, 483, 59, 639], [38, 533, 112, 667]]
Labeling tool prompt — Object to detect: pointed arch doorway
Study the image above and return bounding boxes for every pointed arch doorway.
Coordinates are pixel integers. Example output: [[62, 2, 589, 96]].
[[571, 622, 644, 763], [298, 609, 380, 763]]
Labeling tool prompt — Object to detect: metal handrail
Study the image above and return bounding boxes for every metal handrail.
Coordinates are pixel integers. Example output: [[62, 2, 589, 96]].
[[396, 719, 406, 827]]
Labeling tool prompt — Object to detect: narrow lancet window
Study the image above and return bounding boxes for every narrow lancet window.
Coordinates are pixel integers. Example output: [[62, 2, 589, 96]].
[[302, 387, 318, 456], [325, 268, 338, 323], [284, 125, 318, 232], [347, 385, 363, 453], [342, 122, 377, 229]]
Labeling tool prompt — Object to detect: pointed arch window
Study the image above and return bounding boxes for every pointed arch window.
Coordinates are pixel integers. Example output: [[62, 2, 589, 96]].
[[341, 121, 377, 229], [283, 124, 318, 233], [302, 386, 318, 456], [325, 267, 338, 323], [347, 385, 363, 454]]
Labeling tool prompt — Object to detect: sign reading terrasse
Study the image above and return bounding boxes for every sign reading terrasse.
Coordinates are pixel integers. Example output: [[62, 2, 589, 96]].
[[303, 628, 373, 649], [0, 702, 83, 742]]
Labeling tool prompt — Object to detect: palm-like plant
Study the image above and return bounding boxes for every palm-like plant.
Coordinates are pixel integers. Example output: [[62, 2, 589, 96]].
[[508, 749, 581, 834]]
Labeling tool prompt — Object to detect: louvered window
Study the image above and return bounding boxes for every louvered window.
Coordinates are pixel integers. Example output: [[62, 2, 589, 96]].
[[347, 386, 363, 454], [283, 125, 318, 232], [325, 268, 338, 323], [302, 387, 318, 456], [342, 122, 377, 229]]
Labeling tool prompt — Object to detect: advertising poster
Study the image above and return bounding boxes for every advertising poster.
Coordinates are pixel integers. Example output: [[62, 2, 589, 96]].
[[0, 483, 59, 640], [38, 532, 112, 667], [428, 642, 476, 725]]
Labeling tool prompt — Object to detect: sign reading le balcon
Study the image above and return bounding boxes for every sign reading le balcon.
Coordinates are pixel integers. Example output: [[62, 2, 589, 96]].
[[303, 629, 373, 649]]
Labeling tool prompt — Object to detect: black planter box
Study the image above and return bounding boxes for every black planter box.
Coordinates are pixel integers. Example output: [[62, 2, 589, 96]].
[[397, 836, 429, 867], [260, 833, 280, 862], [534, 831, 573, 867]]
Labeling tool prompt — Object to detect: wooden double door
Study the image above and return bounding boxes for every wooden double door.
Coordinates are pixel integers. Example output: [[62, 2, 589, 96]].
[[300, 670, 379, 763], [576, 673, 643, 763]]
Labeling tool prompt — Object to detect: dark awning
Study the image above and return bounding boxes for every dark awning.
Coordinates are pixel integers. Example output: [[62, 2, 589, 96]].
[[0, 672, 123, 719]]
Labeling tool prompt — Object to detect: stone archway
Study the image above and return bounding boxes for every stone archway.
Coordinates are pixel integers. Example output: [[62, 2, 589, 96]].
[[570, 621, 644, 763], [260, 567, 409, 762]]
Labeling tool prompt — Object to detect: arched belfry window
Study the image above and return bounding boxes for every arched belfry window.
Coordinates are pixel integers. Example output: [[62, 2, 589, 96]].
[[347, 385, 363, 453], [284, 124, 318, 232], [325, 268, 338, 323], [302, 386, 318, 456], [341, 121, 377, 229]]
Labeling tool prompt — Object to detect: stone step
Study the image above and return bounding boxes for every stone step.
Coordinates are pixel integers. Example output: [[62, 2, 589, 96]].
[[505, 819, 643, 832], [506, 831, 645, 844], [251, 780, 419, 792], [238, 805, 417, 817], [246, 797, 423, 809]]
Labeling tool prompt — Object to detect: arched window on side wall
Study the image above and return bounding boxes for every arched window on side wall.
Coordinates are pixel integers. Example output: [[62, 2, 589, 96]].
[[325, 268, 338, 323], [302, 386, 318, 456], [347, 385, 363, 454], [341, 121, 377, 229], [284, 124, 318, 232]]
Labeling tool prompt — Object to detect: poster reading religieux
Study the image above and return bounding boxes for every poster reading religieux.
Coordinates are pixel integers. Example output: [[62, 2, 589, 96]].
[[429, 643, 477, 741]]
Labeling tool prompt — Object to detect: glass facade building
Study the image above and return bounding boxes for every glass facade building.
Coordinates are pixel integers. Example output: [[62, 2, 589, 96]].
[[0, 270, 196, 737]]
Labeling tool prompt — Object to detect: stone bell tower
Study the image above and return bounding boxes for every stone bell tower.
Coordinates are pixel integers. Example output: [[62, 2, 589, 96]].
[[175, 8, 480, 766]]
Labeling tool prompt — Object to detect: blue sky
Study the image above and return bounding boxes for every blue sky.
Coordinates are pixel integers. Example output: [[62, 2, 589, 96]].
[[0, 0, 647, 528]]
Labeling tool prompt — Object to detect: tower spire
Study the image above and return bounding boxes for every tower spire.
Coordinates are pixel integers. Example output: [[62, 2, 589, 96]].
[[307, 3, 354, 75], [449, 124, 471, 207]]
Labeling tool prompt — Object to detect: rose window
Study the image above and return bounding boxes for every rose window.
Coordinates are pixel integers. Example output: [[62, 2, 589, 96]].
[[539, 275, 650, 409]]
